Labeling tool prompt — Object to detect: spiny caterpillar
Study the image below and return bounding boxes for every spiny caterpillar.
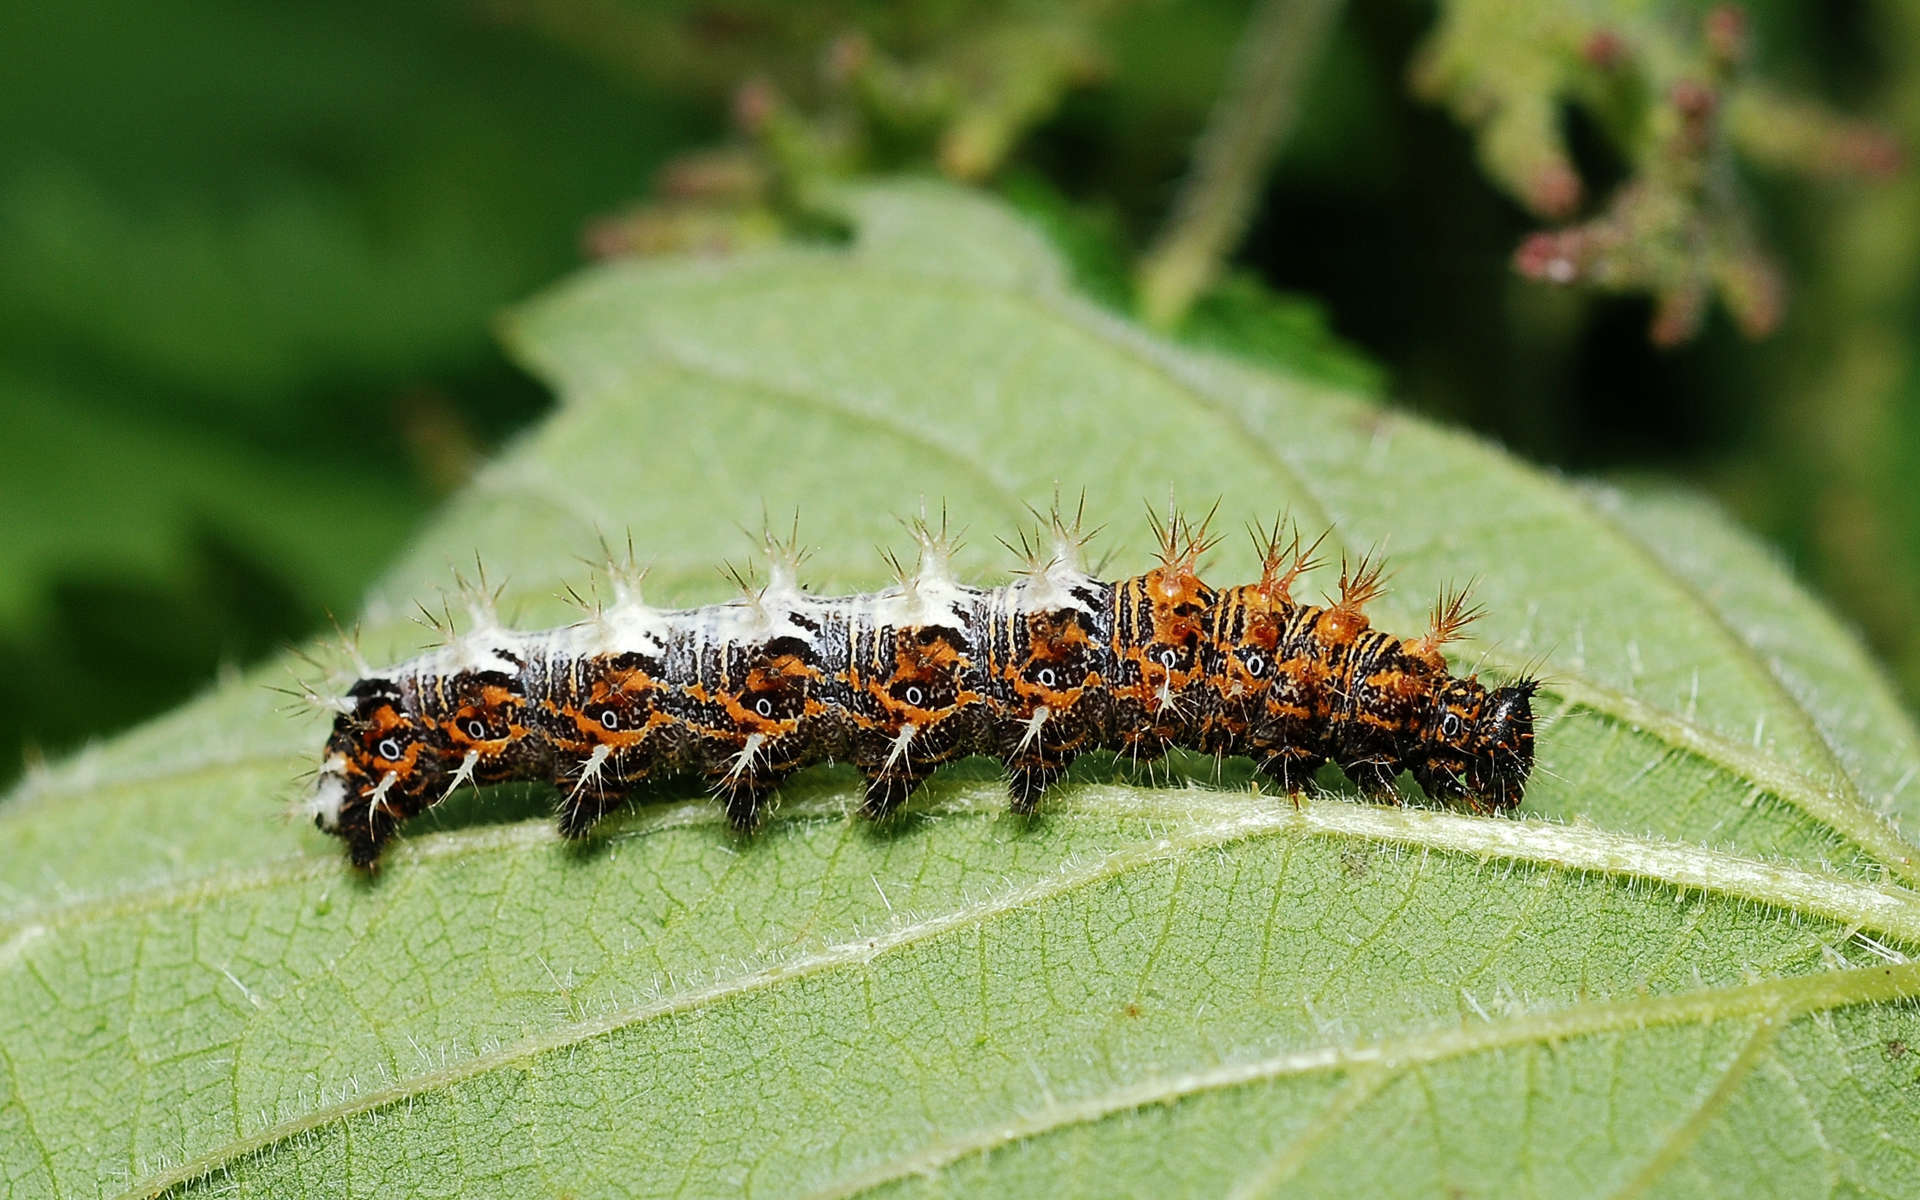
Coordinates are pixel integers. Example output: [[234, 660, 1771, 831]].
[[301, 503, 1538, 867]]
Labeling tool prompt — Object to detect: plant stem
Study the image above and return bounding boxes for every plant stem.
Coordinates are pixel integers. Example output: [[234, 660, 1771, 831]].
[[1136, 0, 1347, 328]]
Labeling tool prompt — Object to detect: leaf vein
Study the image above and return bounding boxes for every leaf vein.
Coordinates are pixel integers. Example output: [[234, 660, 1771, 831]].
[[806, 960, 1920, 1200], [1602, 1014, 1783, 1200]]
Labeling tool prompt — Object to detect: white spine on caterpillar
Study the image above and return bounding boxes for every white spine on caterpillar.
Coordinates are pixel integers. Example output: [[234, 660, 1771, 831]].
[[1007, 531, 1097, 616], [570, 597, 671, 659], [875, 529, 976, 631], [897, 574, 976, 630], [411, 606, 528, 677], [702, 596, 815, 649], [549, 557, 671, 660], [407, 568, 527, 676], [882, 723, 919, 772], [439, 749, 482, 802], [690, 535, 822, 652], [404, 639, 510, 681], [568, 744, 614, 802]]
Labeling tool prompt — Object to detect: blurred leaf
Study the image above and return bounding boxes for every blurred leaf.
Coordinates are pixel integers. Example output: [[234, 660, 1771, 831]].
[[0, 0, 705, 408], [0, 0, 708, 772], [4, 183, 1920, 1198]]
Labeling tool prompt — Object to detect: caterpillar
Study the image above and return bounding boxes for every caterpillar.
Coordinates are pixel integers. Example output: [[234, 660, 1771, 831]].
[[302, 504, 1537, 867]]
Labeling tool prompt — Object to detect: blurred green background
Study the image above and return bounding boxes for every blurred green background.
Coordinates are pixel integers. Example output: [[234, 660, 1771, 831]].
[[3, 0, 1916, 785]]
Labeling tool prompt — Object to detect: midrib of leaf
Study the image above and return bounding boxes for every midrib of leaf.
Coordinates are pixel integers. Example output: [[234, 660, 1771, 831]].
[[80, 792, 1920, 1198], [12, 790, 1920, 956], [1531, 673, 1914, 875], [537, 271, 1918, 883]]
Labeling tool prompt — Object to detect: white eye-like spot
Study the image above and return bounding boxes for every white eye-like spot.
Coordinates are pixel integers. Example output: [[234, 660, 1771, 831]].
[[377, 737, 404, 761], [465, 719, 488, 740], [1244, 653, 1265, 677], [1037, 668, 1056, 688], [1441, 712, 1464, 739], [1160, 649, 1178, 669], [906, 686, 924, 706], [755, 697, 774, 718], [600, 710, 619, 731]]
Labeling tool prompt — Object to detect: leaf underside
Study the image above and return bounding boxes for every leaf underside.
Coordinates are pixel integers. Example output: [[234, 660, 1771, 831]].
[[4, 182, 1920, 1200]]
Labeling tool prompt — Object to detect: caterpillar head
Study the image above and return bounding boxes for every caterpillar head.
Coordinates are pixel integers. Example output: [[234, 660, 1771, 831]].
[[1466, 680, 1537, 811]]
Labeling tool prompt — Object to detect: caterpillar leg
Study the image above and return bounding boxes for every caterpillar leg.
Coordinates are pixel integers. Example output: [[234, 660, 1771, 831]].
[[1005, 761, 1066, 815], [860, 767, 930, 820], [334, 773, 435, 870], [717, 778, 776, 832], [1113, 726, 1173, 782], [556, 788, 630, 840], [1254, 749, 1324, 795], [1341, 758, 1400, 799], [344, 828, 386, 870], [551, 744, 632, 841]]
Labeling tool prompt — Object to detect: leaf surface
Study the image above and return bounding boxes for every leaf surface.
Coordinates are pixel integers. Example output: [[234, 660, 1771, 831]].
[[4, 181, 1920, 1199]]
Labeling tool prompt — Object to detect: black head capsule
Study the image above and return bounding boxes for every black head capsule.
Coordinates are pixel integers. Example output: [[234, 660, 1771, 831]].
[[1467, 680, 1537, 811]]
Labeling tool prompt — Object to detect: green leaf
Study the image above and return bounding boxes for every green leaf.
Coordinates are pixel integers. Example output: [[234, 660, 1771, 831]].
[[5, 181, 1920, 1199]]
